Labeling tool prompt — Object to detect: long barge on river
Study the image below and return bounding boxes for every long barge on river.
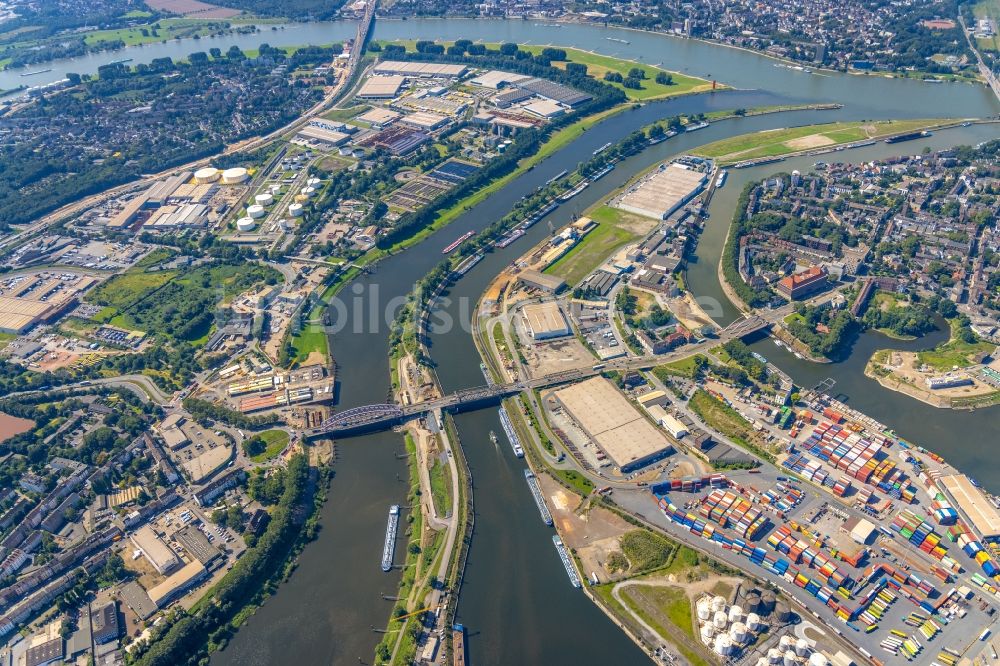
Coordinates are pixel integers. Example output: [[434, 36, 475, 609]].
[[524, 469, 554, 526], [381, 505, 399, 572], [452, 624, 467, 666], [498, 406, 524, 457], [442, 231, 474, 254], [553, 535, 582, 588]]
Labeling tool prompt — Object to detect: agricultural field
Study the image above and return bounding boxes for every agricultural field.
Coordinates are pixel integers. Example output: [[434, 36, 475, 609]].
[[693, 119, 951, 164]]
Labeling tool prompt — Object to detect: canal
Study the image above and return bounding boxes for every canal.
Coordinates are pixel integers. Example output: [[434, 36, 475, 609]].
[[210, 20, 1000, 666]]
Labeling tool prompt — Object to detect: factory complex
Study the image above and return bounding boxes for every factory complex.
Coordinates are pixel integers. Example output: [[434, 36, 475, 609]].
[[613, 159, 710, 220], [0, 272, 97, 334]]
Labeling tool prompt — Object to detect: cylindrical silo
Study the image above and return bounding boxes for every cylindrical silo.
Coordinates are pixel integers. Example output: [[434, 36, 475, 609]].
[[236, 217, 255, 232], [300, 186, 316, 198], [246, 204, 266, 219], [745, 592, 761, 613], [774, 602, 791, 623], [730, 622, 748, 643], [221, 167, 248, 184], [795, 638, 810, 657], [712, 596, 727, 612], [768, 648, 782, 664], [761, 590, 777, 614], [714, 611, 727, 631], [809, 653, 828, 666], [784, 650, 797, 666], [255, 193, 273, 206], [746, 612, 762, 632], [701, 624, 715, 645], [714, 634, 733, 656], [779, 635, 794, 651], [697, 597, 711, 622], [729, 605, 744, 624], [194, 167, 220, 184], [288, 203, 304, 217]]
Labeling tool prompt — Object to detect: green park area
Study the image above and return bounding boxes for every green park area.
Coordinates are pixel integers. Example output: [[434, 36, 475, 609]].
[[83, 19, 227, 47], [694, 119, 951, 164], [246, 429, 290, 463]]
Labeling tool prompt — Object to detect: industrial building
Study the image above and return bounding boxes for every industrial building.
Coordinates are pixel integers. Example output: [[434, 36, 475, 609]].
[[357, 107, 400, 127], [926, 373, 973, 390], [155, 414, 190, 450], [373, 60, 467, 78], [615, 163, 708, 220], [939, 474, 1000, 539], [554, 377, 674, 472], [91, 602, 121, 645], [130, 525, 180, 575], [522, 302, 572, 340], [776, 266, 829, 300], [517, 269, 566, 294], [146, 560, 207, 608], [295, 124, 350, 148], [357, 75, 406, 99], [0, 274, 96, 335], [470, 70, 531, 89], [399, 111, 450, 131]]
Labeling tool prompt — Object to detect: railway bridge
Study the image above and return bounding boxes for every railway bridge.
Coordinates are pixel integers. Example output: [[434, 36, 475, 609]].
[[306, 314, 775, 439]]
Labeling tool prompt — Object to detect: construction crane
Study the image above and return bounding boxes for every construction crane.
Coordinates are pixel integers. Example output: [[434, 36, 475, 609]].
[[395, 607, 432, 621]]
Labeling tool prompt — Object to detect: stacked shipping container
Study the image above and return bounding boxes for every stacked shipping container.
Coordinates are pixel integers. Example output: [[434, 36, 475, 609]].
[[801, 421, 914, 501]]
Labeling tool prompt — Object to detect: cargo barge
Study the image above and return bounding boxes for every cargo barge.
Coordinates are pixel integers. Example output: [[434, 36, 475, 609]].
[[452, 624, 467, 666], [496, 228, 526, 248], [557, 179, 589, 201], [452, 252, 483, 276], [590, 163, 615, 180], [20, 68, 52, 77], [606, 37, 630, 44], [498, 406, 524, 457], [521, 201, 559, 228], [442, 231, 474, 254], [717, 169, 728, 188], [524, 469, 554, 526], [685, 122, 710, 132], [553, 535, 582, 588], [733, 155, 786, 169], [593, 142, 612, 156], [546, 169, 568, 185], [480, 362, 493, 386], [885, 131, 930, 144], [381, 505, 399, 572]]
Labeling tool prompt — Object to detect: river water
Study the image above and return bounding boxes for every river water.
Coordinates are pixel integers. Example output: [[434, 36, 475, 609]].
[[121, 18, 1000, 666]]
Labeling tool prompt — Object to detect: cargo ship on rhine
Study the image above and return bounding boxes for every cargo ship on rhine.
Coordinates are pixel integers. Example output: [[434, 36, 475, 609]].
[[524, 469, 554, 526], [498, 406, 524, 457], [553, 535, 582, 588], [381, 505, 399, 572]]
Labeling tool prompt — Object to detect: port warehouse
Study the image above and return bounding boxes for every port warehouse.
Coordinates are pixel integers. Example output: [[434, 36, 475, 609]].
[[613, 161, 708, 220], [553, 376, 674, 472], [521, 301, 571, 340], [0, 275, 96, 335]]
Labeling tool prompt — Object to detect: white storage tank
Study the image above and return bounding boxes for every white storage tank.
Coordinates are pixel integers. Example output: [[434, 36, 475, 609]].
[[728, 605, 744, 623], [779, 636, 794, 651], [784, 650, 798, 666], [288, 203, 304, 217], [714, 611, 728, 630], [270, 184, 282, 194], [746, 612, 762, 631], [757, 659, 769, 666], [194, 167, 220, 184], [300, 186, 316, 198], [697, 598, 711, 621], [768, 648, 782, 664], [730, 622, 748, 643], [279, 218, 292, 231], [246, 204, 266, 219], [712, 596, 727, 612], [236, 217, 256, 232], [795, 638, 810, 657], [714, 634, 733, 656], [307, 177, 321, 187], [255, 193, 274, 206], [701, 624, 715, 645], [222, 167, 249, 184], [808, 653, 828, 666]]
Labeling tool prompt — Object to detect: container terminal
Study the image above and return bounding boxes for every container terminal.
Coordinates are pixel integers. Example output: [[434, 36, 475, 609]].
[[381, 504, 399, 572], [524, 469, 554, 526], [498, 406, 524, 458], [553, 535, 582, 588]]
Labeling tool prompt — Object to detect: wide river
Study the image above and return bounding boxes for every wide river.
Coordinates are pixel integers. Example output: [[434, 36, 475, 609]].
[[124, 18, 1000, 666]]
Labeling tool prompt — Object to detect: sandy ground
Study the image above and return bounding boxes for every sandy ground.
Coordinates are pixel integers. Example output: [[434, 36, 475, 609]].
[[872, 350, 996, 399], [539, 474, 635, 581], [398, 354, 442, 405], [785, 134, 836, 150], [0, 412, 33, 442], [667, 292, 718, 332], [521, 336, 595, 379]]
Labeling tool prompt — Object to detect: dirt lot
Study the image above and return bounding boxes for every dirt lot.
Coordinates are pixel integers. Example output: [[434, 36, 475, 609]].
[[539, 474, 634, 580], [785, 134, 836, 150], [521, 336, 595, 379], [879, 350, 996, 399]]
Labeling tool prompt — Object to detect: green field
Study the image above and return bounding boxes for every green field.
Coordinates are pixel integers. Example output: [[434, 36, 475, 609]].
[[83, 19, 224, 47], [693, 119, 952, 164], [249, 430, 290, 463], [652, 354, 707, 380], [688, 389, 774, 462], [544, 207, 647, 286], [378, 40, 717, 101], [515, 45, 718, 101], [917, 320, 995, 370], [87, 269, 178, 310], [552, 468, 595, 496], [428, 456, 451, 517]]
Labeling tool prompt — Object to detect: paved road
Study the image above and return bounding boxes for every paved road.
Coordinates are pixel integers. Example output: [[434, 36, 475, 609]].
[[7, 374, 172, 405]]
